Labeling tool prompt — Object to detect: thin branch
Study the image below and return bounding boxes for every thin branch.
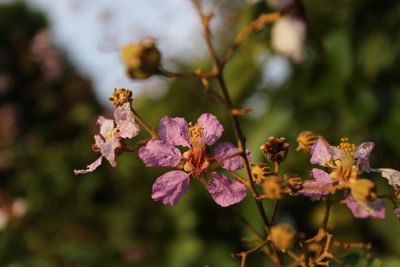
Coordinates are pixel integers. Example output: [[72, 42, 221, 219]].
[[271, 200, 280, 224], [157, 68, 217, 79], [321, 197, 331, 231], [131, 108, 158, 140], [192, 0, 220, 72], [221, 12, 281, 67]]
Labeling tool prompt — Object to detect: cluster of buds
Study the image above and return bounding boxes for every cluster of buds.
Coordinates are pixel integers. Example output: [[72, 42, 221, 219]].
[[260, 136, 290, 164], [120, 38, 161, 79]]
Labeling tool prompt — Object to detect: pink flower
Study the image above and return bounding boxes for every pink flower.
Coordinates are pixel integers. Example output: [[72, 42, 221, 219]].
[[301, 138, 385, 219], [74, 103, 139, 174], [139, 113, 249, 207]]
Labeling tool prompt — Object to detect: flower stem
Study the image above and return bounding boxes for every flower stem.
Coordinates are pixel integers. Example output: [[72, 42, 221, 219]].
[[321, 196, 331, 231], [131, 106, 158, 140]]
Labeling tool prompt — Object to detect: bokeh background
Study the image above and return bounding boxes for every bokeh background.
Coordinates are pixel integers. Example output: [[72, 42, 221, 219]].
[[0, 0, 400, 266]]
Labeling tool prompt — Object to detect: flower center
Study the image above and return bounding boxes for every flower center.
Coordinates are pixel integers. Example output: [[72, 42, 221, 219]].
[[330, 155, 358, 183], [183, 123, 209, 176], [337, 137, 355, 156], [105, 128, 118, 142]]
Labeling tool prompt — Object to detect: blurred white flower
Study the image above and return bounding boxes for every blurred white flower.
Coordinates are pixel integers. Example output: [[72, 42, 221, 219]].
[[271, 15, 306, 62], [12, 198, 28, 218], [267, 0, 294, 10]]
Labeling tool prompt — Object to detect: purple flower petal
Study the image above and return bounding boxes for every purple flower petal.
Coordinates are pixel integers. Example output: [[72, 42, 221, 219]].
[[379, 168, 400, 188], [354, 142, 374, 173], [310, 138, 343, 166], [299, 168, 332, 201], [138, 140, 182, 167], [151, 170, 190, 205], [345, 192, 385, 219], [214, 142, 251, 171], [158, 116, 190, 147], [98, 135, 119, 167], [114, 103, 140, 139], [208, 172, 247, 207], [74, 156, 103, 175], [197, 113, 224, 146], [97, 116, 114, 139]]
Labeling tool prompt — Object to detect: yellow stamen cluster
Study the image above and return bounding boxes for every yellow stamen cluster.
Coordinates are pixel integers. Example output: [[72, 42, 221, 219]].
[[105, 128, 118, 142], [337, 137, 356, 156], [296, 131, 318, 152], [331, 156, 358, 183], [189, 123, 204, 144], [109, 88, 133, 107]]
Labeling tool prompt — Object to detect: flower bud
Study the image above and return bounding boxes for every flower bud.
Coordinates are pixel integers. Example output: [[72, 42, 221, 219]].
[[296, 131, 318, 152], [260, 136, 290, 164], [262, 175, 282, 200], [251, 163, 274, 185], [270, 224, 296, 252], [120, 38, 161, 80], [109, 88, 133, 107], [284, 173, 303, 195]]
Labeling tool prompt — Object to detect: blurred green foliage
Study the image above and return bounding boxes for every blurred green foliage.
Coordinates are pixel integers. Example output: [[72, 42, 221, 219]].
[[0, 0, 400, 266]]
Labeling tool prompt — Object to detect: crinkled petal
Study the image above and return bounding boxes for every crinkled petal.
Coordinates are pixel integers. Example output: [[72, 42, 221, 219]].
[[74, 156, 103, 175], [331, 146, 345, 160], [345, 193, 385, 219], [151, 170, 190, 206], [97, 116, 114, 139], [310, 138, 343, 166], [94, 134, 104, 147], [139, 140, 182, 167], [98, 135, 119, 167], [299, 168, 332, 201], [354, 142, 374, 172], [197, 113, 224, 146], [379, 168, 400, 188], [208, 172, 247, 207], [114, 103, 140, 139], [214, 142, 251, 171], [158, 116, 190, 147]]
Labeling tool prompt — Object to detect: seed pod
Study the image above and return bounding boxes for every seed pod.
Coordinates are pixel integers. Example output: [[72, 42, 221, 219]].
[[120, 38, 161, 80], [260, 136, 290, 164], [109, 88, 133, 107], [296, 131, 318, 152], [284, 173, 303, 195], [251, 163, 274, 185]]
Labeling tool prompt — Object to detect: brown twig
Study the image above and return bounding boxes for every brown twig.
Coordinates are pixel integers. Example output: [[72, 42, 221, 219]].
[[131, 105, 158, 140], [157, 68, 217, 79], [232, 239, 270, 267], [321, 197, 331, 231], [221, 12, 281, 67]]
